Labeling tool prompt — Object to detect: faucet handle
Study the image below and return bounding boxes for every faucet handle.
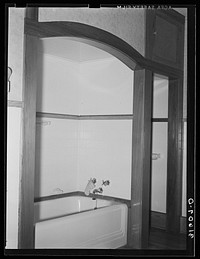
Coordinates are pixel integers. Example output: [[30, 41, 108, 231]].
[[102, 180, 110, 186], [91, 178, 96, 184]]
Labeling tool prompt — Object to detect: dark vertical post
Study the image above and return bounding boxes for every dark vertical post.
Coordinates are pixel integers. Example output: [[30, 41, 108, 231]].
[[129, 68, 153, 248], [18, 7, 39, 249], [25, 7, 38, 21], [18, 35, 38, 249], [166, 78, 183, 233]]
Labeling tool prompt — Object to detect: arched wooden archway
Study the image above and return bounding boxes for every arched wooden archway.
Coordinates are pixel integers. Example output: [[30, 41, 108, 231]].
[[20, 14, 183, 249]]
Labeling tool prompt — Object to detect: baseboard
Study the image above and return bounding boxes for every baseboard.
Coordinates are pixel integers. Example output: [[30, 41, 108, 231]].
[[151, 211, 186, 234], [180, 216, 187, 234]]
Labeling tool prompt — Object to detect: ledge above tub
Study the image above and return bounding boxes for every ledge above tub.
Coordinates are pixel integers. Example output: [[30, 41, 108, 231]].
[[34, 191, 131, 208]]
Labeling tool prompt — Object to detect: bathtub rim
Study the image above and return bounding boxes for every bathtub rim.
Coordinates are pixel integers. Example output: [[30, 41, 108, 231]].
[[34, 191, 131, 209]]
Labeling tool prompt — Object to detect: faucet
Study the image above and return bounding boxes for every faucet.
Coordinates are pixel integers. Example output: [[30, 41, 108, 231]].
[[102, 180, 110, 186], [93, 187, 103, 194], [84, 178, 97, 196]]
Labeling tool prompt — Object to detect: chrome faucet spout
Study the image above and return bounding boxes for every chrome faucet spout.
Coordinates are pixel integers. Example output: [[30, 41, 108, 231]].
[[93, 187, 103, 194]]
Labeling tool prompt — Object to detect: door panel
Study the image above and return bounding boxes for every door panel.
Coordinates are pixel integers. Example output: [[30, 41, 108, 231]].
[[145, 10, 184, 70]]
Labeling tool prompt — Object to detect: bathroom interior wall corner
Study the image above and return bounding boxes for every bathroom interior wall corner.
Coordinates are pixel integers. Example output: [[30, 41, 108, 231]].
[[35, 39, 134, 200], [36, 50, 80, 115]]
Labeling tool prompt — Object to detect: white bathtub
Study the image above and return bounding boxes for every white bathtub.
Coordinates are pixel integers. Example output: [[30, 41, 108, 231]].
[[34, 195, 128, 249]]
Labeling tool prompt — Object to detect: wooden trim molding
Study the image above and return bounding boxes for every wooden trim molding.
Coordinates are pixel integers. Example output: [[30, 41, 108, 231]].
[[77, 114, 133, 120], [151, 211, 186, 234], [24, 18, 183, 78], [24, 18, 138, 71], [25, 7, 38, 21], [151, 211, 166, 230], [129, 69, 153, 249], [166, 78, 183, 234], [152, 118, 168, 122], [36, 112, 134, 120], [36, 112, 79, 120], [8, 100, 23, 108], [34, 191, 131, 208], [18, 35, 38, 249]]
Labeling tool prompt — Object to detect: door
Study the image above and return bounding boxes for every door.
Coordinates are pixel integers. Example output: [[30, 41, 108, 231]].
[[150, 73, 183, 234]]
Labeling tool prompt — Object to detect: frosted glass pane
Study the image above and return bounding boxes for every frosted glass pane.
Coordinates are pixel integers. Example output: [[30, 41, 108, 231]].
[[151, 122, 168, 213], [153, 74, 168, 118]]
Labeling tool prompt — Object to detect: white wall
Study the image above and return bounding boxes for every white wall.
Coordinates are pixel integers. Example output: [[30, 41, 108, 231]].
[[151, 122, 168, 213], [151, 76, 168, 213], [8, 8, 25, 102], [36, 53, 79, 115], [153, 75, 168, 118], [6, 107, 22, 248], [35, 118, 78, 197], [35, 119, 132, 200], [79, 58, 133, 115], [77, 120, 132, 199], [37, 41, 133, 115], [39, 8, 145, 56], [6, 8, 25, 249]]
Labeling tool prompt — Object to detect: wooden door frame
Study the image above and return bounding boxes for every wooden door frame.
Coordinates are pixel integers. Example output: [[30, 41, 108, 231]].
[[166, 77, 183, 233], [19, 11, 183, 249], [145, 8, 185, 235]]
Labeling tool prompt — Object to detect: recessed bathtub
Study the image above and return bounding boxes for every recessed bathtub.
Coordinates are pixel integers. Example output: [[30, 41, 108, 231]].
[[34, 195, 128, 249]]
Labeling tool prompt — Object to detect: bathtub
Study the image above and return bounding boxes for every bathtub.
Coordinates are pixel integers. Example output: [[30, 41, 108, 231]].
[[34, 195, 128, 249]]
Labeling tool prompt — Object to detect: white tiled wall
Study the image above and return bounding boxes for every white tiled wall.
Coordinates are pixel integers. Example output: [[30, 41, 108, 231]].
[[35, 40, 133, 200], [35, 118, 79, 197], [77, 120, 132, 200], [36, 53, 79, 115], [36, 42, 133, 115], [35, 119, 133, 200], [79, 58, 133, 115]]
